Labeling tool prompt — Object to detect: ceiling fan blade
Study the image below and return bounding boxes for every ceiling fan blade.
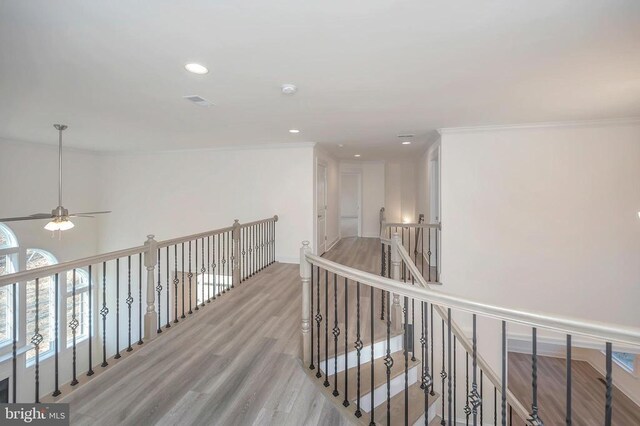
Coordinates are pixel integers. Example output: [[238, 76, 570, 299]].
[[69, 215, 95, 218], [0, 214, 52, 222], [69, 211, 111, 216]]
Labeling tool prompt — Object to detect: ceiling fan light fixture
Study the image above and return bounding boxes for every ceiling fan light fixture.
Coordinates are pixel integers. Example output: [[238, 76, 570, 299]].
[[44, 218, 74, 231]]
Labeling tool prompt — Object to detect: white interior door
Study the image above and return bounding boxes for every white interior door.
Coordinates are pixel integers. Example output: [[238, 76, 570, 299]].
[[317, 164, 327, 254], [340, 173, 360, 237]]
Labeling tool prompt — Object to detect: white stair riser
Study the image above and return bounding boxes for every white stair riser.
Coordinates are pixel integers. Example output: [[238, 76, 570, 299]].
[[361, 364, 419, 411], [412, 405, 437, 426], [320, 334, 404, 376]]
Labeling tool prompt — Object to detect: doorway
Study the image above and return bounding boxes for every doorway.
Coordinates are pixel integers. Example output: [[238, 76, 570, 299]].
[[340, 172, 361, 238], [317, 163, 327, 255], [428, 148, 440, 224]]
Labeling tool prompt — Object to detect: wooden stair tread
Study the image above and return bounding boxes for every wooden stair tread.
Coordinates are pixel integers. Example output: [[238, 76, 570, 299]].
[[372, 383, 440, 426], [323, 351, 420, 400]]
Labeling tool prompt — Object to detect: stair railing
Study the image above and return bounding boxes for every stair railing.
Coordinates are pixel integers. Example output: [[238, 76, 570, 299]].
[[300, 235, 640, 425], [0, 215, 278, 403]]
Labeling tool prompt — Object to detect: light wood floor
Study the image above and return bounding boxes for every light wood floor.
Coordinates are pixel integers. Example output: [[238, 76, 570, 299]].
[[509, 352, 640, 425], [61, 238, 384, 426]]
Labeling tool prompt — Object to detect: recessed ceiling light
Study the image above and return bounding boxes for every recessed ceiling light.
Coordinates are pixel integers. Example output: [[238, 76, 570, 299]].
[[338, 144, 344, 148], [354, 154, 361, 158], [281, 84, 297, 95], [185, 63, 209, 74], [289, 129, 300, 134], [402, 141, 411, 145]]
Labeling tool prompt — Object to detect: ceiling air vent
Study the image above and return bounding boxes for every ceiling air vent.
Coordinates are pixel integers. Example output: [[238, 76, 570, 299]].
[[183, 95, 213, 107]]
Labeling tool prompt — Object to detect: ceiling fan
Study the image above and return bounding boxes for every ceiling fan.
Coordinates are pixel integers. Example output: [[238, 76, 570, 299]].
[[0, 124, 111, 232]]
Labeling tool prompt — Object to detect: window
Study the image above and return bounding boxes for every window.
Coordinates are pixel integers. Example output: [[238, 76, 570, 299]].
[[66, 269, 90, 347], [612, 351, 636, 373], [26, 249, 57, 362], [0, 223, 18, 347]]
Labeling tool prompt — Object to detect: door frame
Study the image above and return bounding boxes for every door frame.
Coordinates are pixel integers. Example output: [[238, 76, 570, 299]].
[[339, 171, 362, 238], [316, 161, 328, 255]]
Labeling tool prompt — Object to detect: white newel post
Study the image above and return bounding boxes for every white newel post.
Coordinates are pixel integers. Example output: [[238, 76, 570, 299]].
[[300, 241, 312, 367], [391, 232, 403, 331], [144, 234, 158, 341], [232, 219, 241, 287]]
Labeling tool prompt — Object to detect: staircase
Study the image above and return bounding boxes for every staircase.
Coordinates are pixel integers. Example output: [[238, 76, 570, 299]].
[[299, 221, 640, 425]]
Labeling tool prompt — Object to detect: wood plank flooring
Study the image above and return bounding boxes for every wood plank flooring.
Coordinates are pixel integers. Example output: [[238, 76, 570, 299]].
[[62, 238, 384, 426], [508, 352, 640, 425]]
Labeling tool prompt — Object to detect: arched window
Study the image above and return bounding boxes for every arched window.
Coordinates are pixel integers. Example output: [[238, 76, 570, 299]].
[[0, 223, 18, 346], [26, 249, 57, 362], [66, 268, 90, 347]]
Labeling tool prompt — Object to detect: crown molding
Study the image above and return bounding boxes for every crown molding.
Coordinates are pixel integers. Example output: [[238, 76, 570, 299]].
[[437, 117, 640, 135]]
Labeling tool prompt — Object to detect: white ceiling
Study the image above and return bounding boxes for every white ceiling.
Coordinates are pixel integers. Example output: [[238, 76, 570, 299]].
[[1, 1, 639, 160]]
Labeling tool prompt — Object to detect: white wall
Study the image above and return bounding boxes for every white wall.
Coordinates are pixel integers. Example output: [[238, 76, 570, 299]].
[[386, 160, 419, 224], [341, 162, 385, 238], [440, 122, 640, 328], [98, 145, 314, 263]]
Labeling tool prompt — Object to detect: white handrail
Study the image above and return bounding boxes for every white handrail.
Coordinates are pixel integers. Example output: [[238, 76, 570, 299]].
[[304, 252, 640, 348]]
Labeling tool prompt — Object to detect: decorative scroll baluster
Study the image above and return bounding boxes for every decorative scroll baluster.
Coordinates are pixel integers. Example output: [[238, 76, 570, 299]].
[[157, 249, 162, 332], [242, 227, 247, 281], [127, 257, 133, 350], [430, 304, 435, 396], [448, 309, 453, 424], [566, 335, 572, 426], [470, 314, 481, 424], [386, 291, 393, 425], [70, 269, 79, 385], [226, 231, 231, 291], [33, 277, 42, 402], [52, 273, 60, 397], [465, 351, 471, 424], [138, 254, 143, 345], [501, 321, 507, 426], [166, 248, 171, 327], [324, 270, 330, 387], [310, 264, 320, 370], [315, 266, 322, 379], [87, 265, 94, 375], [100, 262, 109, 367], [343, 277, 350, 407], [207, 236, 211, 302], [114, 260, 121, 357], [427, 229, 432, 281], [423, 301, 431, 426], [216, 234, 220, 296], [441, 318, 446, 425], [188, 241, 193, 314], [332, 273, 340, 397], [380, 243, 385, 321], [369, 284, 375, 426], [12, 282, 17, 402], [199, 238, 206, 305], [605, 342, 613, 426], [355, 280, 362, 418], [528, 328, 542, 426], [181, 243, 186, 316], [173, 247, 179, 323]]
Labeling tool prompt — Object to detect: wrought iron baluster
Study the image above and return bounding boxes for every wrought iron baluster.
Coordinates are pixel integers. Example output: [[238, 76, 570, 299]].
[[173, 246, 179, 322], [310, 265, 315, 370], [441, 318, 446, 425], [470, 314, 481, 425], [448, 309, 453, 424], [370, 284, 375, 426], [157, 249, 162, 332], [480, 370, 484, 425], [566, 334, 572, 425], [386, 291, 393, 425], [229, 230, 234, 289], [100, 262, 109, 367], [494, 386, 497, 426], [138, 253, 143, 345], [188, 241, 193, 314], [52, 273, 60, 397], [199, 238, 206, 306], [380, 243, 385, 321], [33, 277, 42, 402], [324, 269, 330, 387], [423, 301, 431, 426], [207, 236, 211, 302], [332, 273, 340, 397], [127, 256, 133, 350], [242, 227, 247, 281], [355, 280, 362, 418], [343, 277, 349, 407], [454, 334, 457, 426], [115, 260, 121, 356], [427, 228, 432, 281], [435, 228, 438, 281], [501, 321, 507, 426], [194, 239, 199, 310], [181, 243, 186, 316], [166, 247, 171, 327], [315, 266, 321, 379], [87, 265, 94, 375], [70, 269, 79, 385], [216, 234, 221, 296], [405, 296, 409, 425], [528, 328, 542, 425], [465, 351, 471, 424], [12, 281, 17, 402], [430, 304, 435, 397], [605, 342, 613, 426]]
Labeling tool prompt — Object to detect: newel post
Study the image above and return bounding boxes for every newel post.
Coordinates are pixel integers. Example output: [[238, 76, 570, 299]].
[[391, 232, 403, 331], [232, 219, 241, 287], [300, 241, 312, 367], [144, 235, 158, 341]]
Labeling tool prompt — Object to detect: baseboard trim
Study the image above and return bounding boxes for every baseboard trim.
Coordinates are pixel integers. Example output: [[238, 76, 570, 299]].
[[276, 256, 299, 264], [326, 236, 340, 252]]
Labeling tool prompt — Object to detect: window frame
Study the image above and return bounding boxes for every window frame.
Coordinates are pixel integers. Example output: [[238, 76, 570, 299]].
[[0, 224, 19, 349]]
